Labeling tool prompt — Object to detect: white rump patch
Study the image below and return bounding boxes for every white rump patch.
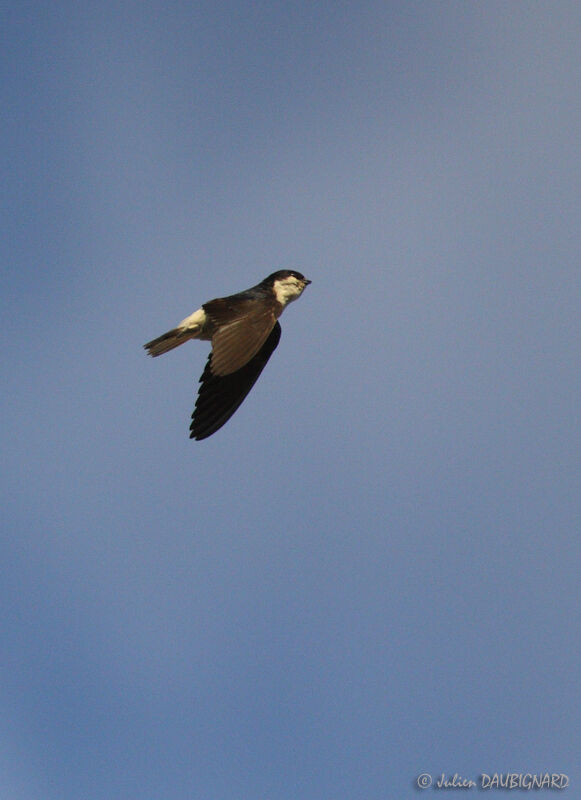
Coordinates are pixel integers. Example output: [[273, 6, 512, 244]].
[[178, 307, 207, 336]]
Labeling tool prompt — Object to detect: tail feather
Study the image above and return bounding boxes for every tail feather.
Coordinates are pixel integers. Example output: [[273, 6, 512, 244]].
[[144, 327, 193, 357]]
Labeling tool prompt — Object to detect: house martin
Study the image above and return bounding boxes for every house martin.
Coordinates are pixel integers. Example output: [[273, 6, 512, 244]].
[[144, 270, 311, 440]]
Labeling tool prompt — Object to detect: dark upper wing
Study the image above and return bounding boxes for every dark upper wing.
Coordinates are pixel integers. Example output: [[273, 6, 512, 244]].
[[189, 321, 281, 441], [203, 296, 277, 376]]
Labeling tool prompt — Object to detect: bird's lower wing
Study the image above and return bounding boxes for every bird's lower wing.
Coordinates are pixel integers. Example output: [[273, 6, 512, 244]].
[[190, 322, 282, 441]]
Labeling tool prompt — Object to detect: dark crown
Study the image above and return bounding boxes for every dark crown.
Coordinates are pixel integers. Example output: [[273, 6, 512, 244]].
[[262, 269, 306, 284]]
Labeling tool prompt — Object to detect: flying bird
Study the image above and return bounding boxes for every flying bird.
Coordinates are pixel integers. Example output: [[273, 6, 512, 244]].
[[144, 270, 311, 440]]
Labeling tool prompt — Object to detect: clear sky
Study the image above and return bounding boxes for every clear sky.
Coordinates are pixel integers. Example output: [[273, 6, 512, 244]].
[[2, 2, 580, 798]]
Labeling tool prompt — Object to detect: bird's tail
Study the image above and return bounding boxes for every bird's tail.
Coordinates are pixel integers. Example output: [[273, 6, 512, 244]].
[[145, 307, 207, 357], [143, 327, 194, 357]]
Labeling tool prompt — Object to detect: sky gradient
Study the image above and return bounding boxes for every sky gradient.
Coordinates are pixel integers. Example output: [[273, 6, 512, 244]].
[[2, 2, 580, 798]]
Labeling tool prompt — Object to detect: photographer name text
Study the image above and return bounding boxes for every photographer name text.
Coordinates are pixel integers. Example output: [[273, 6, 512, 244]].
[[416, 772, 569, 790]]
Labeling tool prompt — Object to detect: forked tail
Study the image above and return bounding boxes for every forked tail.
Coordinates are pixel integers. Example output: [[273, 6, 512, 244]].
[[143, 328, 193, 357]]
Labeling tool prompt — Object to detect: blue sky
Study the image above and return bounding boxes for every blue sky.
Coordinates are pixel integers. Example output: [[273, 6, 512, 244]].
[[2, 1, 580, 798]]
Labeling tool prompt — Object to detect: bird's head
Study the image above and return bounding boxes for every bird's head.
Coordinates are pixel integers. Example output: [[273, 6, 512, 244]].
[[265, 270, 312, 306]]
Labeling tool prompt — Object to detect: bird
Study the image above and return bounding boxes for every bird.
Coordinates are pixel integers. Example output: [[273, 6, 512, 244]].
[[144, 270, 311, 440]]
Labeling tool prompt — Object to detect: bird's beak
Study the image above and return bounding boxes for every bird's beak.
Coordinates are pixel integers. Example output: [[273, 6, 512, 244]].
[[304, 279, 312, 286]]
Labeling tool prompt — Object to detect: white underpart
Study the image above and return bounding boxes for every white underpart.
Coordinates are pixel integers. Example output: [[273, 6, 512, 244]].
[[178, 307, 207, 336], [273, 276, 306, 307]]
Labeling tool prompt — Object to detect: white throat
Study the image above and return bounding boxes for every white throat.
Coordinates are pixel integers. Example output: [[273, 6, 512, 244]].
[[273, 277, 305, 307]]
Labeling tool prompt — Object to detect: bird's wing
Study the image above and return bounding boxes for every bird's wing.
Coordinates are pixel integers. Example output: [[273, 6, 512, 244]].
[[203, 297, 277, 376], [190, 322, 281, 441]]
